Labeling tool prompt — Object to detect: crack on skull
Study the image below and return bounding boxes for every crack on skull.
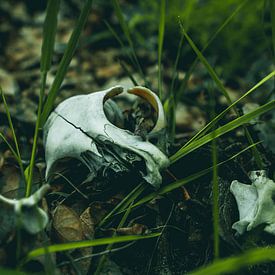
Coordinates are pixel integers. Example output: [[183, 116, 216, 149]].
[[54, 110, 118, 145], [54, 110, 96, 142], [53, 110, 141, 170]]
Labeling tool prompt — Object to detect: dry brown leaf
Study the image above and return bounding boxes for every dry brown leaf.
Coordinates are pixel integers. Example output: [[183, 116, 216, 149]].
[[116, 223, 147, 236], [53, 204, 84, 243], [80, 207, 95, 240], [0, 165, 21, 198], [90, 202, 109, 225]]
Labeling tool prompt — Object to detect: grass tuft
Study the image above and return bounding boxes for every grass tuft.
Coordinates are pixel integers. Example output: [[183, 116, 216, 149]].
[[25, 0, 60, 197], [40, 0, 94, 125], [0, 87, 25, 182], [111, 0, 146, 84], [158, 0, 166, 100], [26, 233, 160, 260], [190, 246, 275, 275], [170, 100, 275, 163]]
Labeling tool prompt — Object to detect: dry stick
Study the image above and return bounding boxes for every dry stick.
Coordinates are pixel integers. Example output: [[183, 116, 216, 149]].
[[54, 172, 89, 201], [166, 169, 191, 200]]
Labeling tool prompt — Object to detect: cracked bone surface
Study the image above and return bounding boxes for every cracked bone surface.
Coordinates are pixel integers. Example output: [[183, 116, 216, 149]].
[[43, 86, 169, 188], [230, 170, 275, 235]]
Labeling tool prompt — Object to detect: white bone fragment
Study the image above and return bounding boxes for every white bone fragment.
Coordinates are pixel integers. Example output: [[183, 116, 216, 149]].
[[230, 171, 275, 235], [43, 86, 169, 188], [0, 184, 50, 234]]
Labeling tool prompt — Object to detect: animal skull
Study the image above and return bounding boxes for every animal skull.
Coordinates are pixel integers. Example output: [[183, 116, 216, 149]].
[[230, 170, 275, 235], [43, 86, 169, 188]]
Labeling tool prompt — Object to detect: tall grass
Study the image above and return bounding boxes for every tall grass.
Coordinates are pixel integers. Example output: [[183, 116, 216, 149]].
[[209, 84, 219, 259], [40, 0, 94, 125], [26, 0, 60, 197], [102, 1, 275, 274], [190, 246, 275, 275], [111, 0, 146, 85], [176, 0, 249, 99], [25, 0, 93, 197], [0, 88, 25, 181], [165, 0, 247, 139], [94, 202, 134, 275], [270, 0, 275, 61], [179, 22, 263, 169], [164, 34, 184, 139], [270, 0, 275, 90], [104, 142, 261, 217], [158, 0, 166, 100], [26, 233, 160, 261], [170, 100, 274, 162]]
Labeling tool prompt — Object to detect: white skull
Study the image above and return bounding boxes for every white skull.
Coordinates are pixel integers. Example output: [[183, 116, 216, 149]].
[[43, 86, 169, 188], [230, 170, 275, 235]]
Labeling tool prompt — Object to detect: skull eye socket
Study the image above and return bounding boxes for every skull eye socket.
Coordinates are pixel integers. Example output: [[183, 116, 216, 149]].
[[127, 86, 166, 134], [102, 86, 166, 137]]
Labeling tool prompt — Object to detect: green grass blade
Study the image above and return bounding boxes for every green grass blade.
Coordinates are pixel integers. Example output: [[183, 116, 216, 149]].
[[98, 183, 146, 227], [40, 0, 60, 73], [104, 21, 137, 72], [26, 74, 48, 196], [209, 85, 219, 259], [170, 100, 275, 163], [165, 22, 184, 140], [105, 21, 141, 85], [119, 59, 139, 86], [0, 133, 20, 163], [0, 88, 25, 180], [0, 268, 26, 275], [270, 0, 275, 60], [132, 142, 261, 209], [212, 133, 219, 259], [183, 71, 275, 149], [95, 201, 134, 275], [104, 20, 126, 47], [179, 22, 232, 103], [179, 20, 263, 168], [111, 0, 134, 50], [190, 246, 275, 275], [164, 95, 176, 141], [158, 0, 166, 100], [26, 0, 61, 196], [40, 0, 93, 125], [27, 233, 160, 260], [176, 0, 248, 100], [170, 34, 184, 97], [111, 0, 146, 84]]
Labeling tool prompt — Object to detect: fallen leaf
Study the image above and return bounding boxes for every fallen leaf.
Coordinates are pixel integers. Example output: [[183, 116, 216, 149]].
[[53, 204, 84, 243]]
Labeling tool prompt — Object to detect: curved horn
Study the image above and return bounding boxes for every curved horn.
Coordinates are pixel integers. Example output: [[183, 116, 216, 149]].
[[127, 86, 166, 133], [103, 85, 124, 103]]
